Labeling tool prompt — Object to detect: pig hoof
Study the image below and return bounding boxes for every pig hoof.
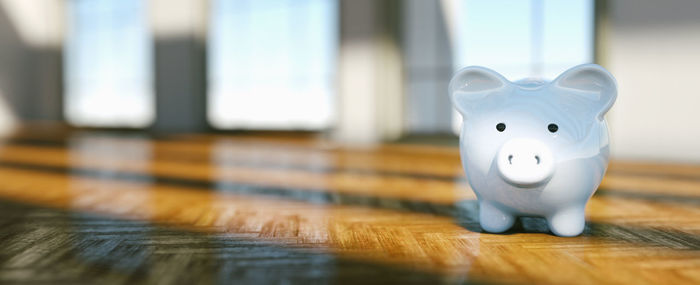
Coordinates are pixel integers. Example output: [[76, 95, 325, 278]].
[[547, 208, 585, 237], [479, 202, 515, 233]]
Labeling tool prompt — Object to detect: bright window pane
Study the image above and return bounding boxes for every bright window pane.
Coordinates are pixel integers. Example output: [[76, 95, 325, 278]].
[[64, 0, 153, 127], [208, 0, 337, 130], [451, 0, 594, 132], [452, 0, 594, 79]]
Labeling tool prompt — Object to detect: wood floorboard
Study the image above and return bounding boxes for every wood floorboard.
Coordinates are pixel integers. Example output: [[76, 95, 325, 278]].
[[0, 129, 698, 284], [0, 200, 451, 285]]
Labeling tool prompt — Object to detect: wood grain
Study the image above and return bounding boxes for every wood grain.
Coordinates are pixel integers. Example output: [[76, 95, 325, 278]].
[[0, 129, 698, 284]]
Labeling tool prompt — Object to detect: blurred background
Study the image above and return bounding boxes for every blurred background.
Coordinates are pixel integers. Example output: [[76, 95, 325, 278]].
[[0, 0, 698, 163]]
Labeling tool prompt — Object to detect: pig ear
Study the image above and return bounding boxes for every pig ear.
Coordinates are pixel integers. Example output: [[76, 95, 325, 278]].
[[553, 64, 617, 119], [449, 66, 509, 116]]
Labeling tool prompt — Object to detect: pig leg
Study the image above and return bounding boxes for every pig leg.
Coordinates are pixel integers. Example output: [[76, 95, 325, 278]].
[[479, 200, 515, 233], [547, 206, 585, 237]]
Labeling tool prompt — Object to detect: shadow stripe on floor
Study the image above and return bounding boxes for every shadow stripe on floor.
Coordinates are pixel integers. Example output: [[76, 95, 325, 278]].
[[0, 159, 699, 251], [0, 199, 454, 284]]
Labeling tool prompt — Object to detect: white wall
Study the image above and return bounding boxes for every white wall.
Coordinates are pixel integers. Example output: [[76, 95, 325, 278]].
[[607, 0, 700, 163], [334, 0, 404, 144], [0, 0, 63, 134], [402, 0, 453, 134]]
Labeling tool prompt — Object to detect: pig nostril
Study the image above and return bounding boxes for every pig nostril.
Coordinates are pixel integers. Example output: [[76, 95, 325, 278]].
[[535, 155, 540, 165], [508, 155, 513, 164]]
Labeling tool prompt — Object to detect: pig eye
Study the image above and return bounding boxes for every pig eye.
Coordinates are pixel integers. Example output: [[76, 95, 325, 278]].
[[496, 123, 506, 132], [548, 123, 559, 133]]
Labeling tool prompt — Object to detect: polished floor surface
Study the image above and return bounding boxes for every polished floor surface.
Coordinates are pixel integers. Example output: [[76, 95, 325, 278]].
[[0, 127, 698, 284]]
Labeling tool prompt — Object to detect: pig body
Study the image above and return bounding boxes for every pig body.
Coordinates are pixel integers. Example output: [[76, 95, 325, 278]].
[[449, 64, 617, 237]]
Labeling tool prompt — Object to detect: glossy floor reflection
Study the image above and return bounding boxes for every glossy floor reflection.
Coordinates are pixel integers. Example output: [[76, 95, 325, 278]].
[[0, 128, 699, 284]]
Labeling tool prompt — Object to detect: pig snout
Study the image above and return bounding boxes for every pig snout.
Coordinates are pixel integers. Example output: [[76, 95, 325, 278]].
[[496, 138, 554, 187]]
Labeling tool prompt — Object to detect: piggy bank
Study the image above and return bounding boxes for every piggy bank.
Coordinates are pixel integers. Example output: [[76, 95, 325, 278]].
[[449, 64, 617, 237]]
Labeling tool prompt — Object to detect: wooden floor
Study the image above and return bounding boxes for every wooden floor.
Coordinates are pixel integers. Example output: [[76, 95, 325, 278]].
[[0, 127, 699, 284]]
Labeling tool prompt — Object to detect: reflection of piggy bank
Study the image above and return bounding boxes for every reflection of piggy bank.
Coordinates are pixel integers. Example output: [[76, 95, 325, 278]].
[[449, 64, 617, 237]]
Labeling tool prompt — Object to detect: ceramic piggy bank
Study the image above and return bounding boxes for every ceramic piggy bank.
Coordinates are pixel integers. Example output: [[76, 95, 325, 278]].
[[449, 64, 617, 237]]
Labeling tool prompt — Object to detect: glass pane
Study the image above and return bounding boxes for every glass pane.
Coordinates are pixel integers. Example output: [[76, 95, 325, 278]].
[[64, 0, 153, 127], [450, 0, 594, 132], [452, 0, 594, 79], [208, 0, 337, 130]]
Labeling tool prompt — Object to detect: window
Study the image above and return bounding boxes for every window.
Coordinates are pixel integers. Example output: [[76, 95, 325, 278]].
[[402, 0, 594, 134], [450, 0, 594, 80], [64, 0, 153, 127], [208, 0, 338, 130], [449, 0, 594, 132]]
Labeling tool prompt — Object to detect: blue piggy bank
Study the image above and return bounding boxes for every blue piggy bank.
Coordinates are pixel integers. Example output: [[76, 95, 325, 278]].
[[450, 64, 617, 237]]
